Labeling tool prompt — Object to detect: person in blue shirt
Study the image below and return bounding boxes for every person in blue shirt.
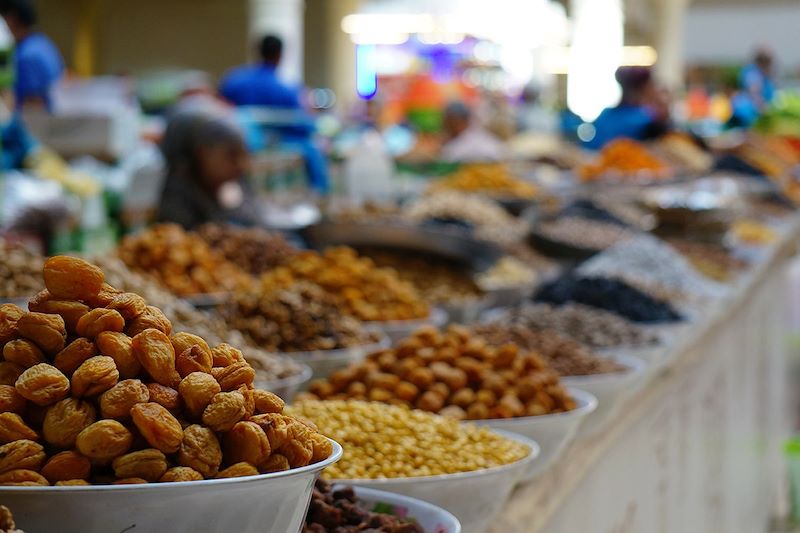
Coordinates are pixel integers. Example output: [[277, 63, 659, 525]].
[[0, 0, 64, 111], [219, 35, 329, 194], [732, 48, 776, 128], [585, 66, 670, 150]]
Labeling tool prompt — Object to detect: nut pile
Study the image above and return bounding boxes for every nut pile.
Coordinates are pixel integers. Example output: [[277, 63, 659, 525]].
[[91, 256, 305, 383], [259, 247, 430, 322], [305, 480, 423, 533], [534, 275, 683, 324], [225, 282, 381, 352], [535, 217, 634, 251], [496, 303, 657, 349], [197, 224, 298, 275], [289, 400, 530, 479], [470, 323, 624, 377], [476, 256, 537, 290], [429, 164, 538, 199], [300, 325, 575, 420], [0, 256, 332, 486], [0, 243, 44, 299], [117, 224, 252, 297]]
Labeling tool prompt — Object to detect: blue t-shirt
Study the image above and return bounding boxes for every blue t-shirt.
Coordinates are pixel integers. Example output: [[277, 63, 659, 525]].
[[739, 64, 775, 105], [585, 105, 656, 150], [13, 32, 64, 110], [219, 64, 301, 109]]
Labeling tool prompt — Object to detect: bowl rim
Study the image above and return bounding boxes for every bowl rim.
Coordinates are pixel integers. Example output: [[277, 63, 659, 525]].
[[339, 484, 462, 531], [560, 354, 648, 386], [331, 429, 540, 486], [472, 387, 598, 427], [272, 333, 391, 362], [0, 439, 343, 492], [366, 307, 448, 330]]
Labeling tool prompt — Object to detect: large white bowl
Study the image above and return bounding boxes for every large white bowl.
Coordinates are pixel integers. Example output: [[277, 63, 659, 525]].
[[256, 363, 313, 401], [341, 485, 462, 533], [0, 441, 343, 533], [369, 308, 449, 344], [277, 335, 391, 382], [474, 388, 597, 480], [336, 430, 538, 533], [561, 354, 648, 437]]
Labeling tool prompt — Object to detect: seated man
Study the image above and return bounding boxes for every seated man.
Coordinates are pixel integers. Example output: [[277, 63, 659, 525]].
[[440, 101, 507, 162]]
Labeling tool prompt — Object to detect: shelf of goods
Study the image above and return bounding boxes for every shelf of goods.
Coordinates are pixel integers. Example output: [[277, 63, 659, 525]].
[[492, 216, 800, 533]]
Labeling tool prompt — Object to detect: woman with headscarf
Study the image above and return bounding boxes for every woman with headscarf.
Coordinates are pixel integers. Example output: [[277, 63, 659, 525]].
[[585, 66, 670, 150], [156, 110, 260, 229]]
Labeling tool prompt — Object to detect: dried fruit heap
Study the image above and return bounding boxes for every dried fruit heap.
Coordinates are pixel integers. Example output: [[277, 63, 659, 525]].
[[117, 224, 252, 297], [197, 224, 298, 275], [0, 256, 332, 486]]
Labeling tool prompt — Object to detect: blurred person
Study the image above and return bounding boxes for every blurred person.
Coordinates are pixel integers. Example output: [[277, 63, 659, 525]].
[[440, 100, 507, 162], [156, 111, 259, 229], [0, 0, 63, 110], [732, 48, 776, 127], [219, 34, 329, 193], [586, 66, 670, 150], [518, 84, 557, 134]]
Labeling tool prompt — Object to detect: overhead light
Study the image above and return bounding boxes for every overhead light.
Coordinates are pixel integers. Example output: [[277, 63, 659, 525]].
[[543, 45, 657, 74], [341, 14, 435, 36]]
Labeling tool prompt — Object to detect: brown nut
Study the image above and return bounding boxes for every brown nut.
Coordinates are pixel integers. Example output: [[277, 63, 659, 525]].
[[112, 449, 168, 482], [43, 256, 105, 300], [107, 293, 147, 320], [53, 338, 98, 376], [43, 397, 96, 448], [0, 439, 45, 473], [16, 312, 66, 355], [202, 391, 245, 432], [0, 363, 23, 388], [178, 424, 222, 478], [71, 356, 119, 397], [0, 469, 48, 486], [130, 402, 183, 453], [3, 339, 46, 368], [253, 389, 285, 415], [146, 383, 181, 411], [15, 363, 70, 406], [131, 329, 180, 388], [215, 462, 258, 479], [0, 385, 25, 414], [0, 413, 38, 443], [211, 343, 244, 367], [125, 306, 172, 337], [170, 333, 211, 365], [96, 331, 140, 379], [99, 379, 150, 419], [260, 454, 290, 473], [41, 451, 91, 482], [160, 466, 203, 482], [31, 300, 89, 334], [175, 345, 213, 378], [75, 420, 133, 462], [178, 372, 220, 419], [213, 361, 255, 391], [223, 421, 271, 467], [76, 308, 125, 339], [0, 304, 23, 348]]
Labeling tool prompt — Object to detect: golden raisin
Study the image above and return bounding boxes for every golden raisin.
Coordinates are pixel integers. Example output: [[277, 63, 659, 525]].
[[76, 308, 125, 339], [130, 402, 183, 453], [0, 413, 37, 443], [178, 424, 221, 478], [223, 421, 271, 467], [2, 339, 46, 368], [160, 466, 203, 482], [213, 361, 255, 392], [146, 383, 181, 411], [211, 343, 244, 367], [125, 306, 172, 337], [43, 256, 105, 300], [41, 450, 91, 482], [43, 397, 96, 448], [75, 420, 132, 462], [107, 293, 147, 320], [99, 379, 150, 419], [0, 439, 45, 473], [15, 363, 70, 406], [112, 449, 168, 482], [0, 469, 48, 486], [175, 345, 213, 378], [178, 372, 220, 419], [202, 391, 245, 432], [96, 331, 140, 379], [215, 462, 258, 479], [16, 312, 66, 355], [71, 356, 119, 397], [253, 389, 285, 415], [131, 329, 180, 388]]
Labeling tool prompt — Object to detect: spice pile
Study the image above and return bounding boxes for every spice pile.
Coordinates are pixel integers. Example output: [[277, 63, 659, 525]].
[[476, 256, 537, 290], [300, 325, 575, 420], [304, 480, 423, 533], [259, 247, 430, 322], [579, 139, 670, 181], [0, 256, 332, 485], [665, 239, 747, 283], [429, 164, 538, 199], [289, 400, 530, 479], [117, 224, 252, 297], [0, 243, 44, 299], [535, 217, 634, 252], [470, 323, 624, 377], [225, 282, 380, 352], [197, 224, 298, 275], [534, 275, 683, 323]]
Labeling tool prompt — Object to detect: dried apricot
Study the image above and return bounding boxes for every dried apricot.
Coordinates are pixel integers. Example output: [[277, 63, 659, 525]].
[[0, 304, 23, 348], [30, 300, 89, 334], [213, 361, 255, 391], [215, 462, 258, 479], [0, 386, 25, 414], [131, 329, 180, 388], [202, 391, 245, 432], [16, 312, 66, 355], [130, 402, 183, 453], [170, 333, 211, 364], [178, 424, 221, 477], [253, 389, 285, 414], [71, 356, 119, 397], [85, 283, 123, 308], [126, 306, 172, 337], [260, 453, 290, 473], [0, 364, 23, 387], [2, 339, 46, 368], [107, 293, 147, 320], [96, 331, 140, 379], [75, 420, 132, 462], [146, 383, 181, 411], [43, 397, 96, 448], [99, 379, 150, 419], [0, 439, 45, 473], [55, 479, 90, 486], [15, 363, 70, 406], [76, 308, 125, 339], [223, 421, 271, 467], [113, 477, 147, 485], [0, 413, 38, 443], [160, 466, 203, 482], [179, 372, 220, 419], [53, 337, 98, 376], [43, 256, 105, 300], [211, 343, 244, 367], [0, 469, 48, 486], [309, 433, 333, 464], [41, 451, 91, 482], [112, 449, 168, 482], [175, 345, 213, 378], [239, 385, 255, 419]]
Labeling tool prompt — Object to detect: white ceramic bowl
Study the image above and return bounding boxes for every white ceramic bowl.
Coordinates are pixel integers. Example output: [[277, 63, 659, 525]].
[[474, 388, 597, 480], [561, 354, 648, 438], [256, 363, 313, 401], [277, 335, 391, 382], [0, 441, 343, 533], [369, 308, 449, 344], [340, 485, 462, 533], [336, 431, 538, 533]]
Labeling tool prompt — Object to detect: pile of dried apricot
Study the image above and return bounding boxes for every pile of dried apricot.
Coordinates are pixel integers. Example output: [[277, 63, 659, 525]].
[[0, 256, 332, 486]]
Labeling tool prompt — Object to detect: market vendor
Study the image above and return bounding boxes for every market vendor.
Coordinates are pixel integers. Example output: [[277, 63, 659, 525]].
[[156, 110, 260, 229], [730, 48, 776, 128], [0, 0, 63, 111], [585, 66, 670, 150], [440, 100, 507, 162], [219, 34, 329, 194]]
